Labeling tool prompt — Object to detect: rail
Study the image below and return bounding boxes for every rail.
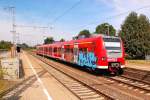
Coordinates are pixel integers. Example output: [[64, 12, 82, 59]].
[[30, 51, 149, 100]]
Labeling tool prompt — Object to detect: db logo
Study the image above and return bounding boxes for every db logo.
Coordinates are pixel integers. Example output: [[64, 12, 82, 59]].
[[108, 58, 117, 62]]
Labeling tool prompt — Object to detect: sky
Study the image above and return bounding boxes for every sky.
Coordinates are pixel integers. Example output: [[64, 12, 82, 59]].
[[0, 0, 150, 46]]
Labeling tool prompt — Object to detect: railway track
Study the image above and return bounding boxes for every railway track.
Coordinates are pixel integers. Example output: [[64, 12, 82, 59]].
[[30, 52, 150, 100], [107, 76, 150, 94], [30, 53, 112, 100], [123, 68, 150, 84], [2, 70, 47, 99]]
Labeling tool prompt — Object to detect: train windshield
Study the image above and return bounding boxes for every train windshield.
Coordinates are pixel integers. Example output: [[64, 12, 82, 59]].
[[103, 37, 121, 49], [103, 37, 122, 57]]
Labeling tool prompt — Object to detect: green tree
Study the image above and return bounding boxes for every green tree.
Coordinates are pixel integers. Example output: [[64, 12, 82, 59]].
[[138, 14, 150, 57], [60, 38, 65, 42], [120, 12, 150, 59], [95, 23, 116, 36], [78, 29, 91, 38], [44, 37, 54, 44], [0, 40, 12, 50], [18, 43, 29, 49]]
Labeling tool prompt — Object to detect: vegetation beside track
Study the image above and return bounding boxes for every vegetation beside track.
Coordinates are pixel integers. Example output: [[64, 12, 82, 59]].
[[0, 60, 16, 95], [127, 60, 150, 65], [0, 80, 15, 93], [0, 80, 10, 92], [0, 41, 12, 50]]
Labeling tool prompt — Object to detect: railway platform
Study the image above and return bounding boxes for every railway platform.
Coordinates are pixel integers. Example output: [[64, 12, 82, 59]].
[[2, 51, 78, 100], [1, 51, 150, 100]]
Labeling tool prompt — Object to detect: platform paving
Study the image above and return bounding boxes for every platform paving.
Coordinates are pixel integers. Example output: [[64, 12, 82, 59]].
[[8, 51, 79, 100]]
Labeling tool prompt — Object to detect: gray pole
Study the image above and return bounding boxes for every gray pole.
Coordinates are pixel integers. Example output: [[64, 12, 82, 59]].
[[4, 6, 16, 57], [12, 7, 16, 44], [107, 25, 109, 36], [11, 7, 16, 57], [43, 36, 46, 58], [4, 6, 16, 45], [8, 7, 16, 45]]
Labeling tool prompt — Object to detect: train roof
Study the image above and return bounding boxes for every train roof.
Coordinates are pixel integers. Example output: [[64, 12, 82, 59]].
[[37, 34, 120, 47]]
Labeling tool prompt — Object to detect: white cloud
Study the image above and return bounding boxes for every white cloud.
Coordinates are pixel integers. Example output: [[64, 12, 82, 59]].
[[99, 0, 150, 12], [1, 0, 150, 45], [0, 7, 77, 46], [112, 0, 150, 12], [0, 10, 12, 42], [0, 17, 73, 46], [96, 0, 150, 30], [0, 20, 12, 41], [0, 13, 46, 46], [0, 9, 70, 46]]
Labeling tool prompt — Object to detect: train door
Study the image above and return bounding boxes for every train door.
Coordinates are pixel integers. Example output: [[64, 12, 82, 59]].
[[52, 47, 54, 57], [61, 45, 65, 60], [74, 44, 78, 63]]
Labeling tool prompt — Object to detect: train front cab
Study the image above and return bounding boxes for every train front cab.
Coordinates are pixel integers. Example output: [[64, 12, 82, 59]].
[[96, 36, 125, 75]]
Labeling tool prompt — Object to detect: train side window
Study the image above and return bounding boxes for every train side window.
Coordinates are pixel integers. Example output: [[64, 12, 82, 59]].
[[56, 48, 58, 53], [54, 47, 57, 53], [65, 48, 69, 53], [74, 48, 78, 55], [47, 47, 49, 52], [61, 48, 64, 53], [64, 48, 66, 53], [79, 48, 82, 52], [49, 47, 52, 52], [45, 48, 47, 52], [83, 48, 88, 53], [58, 47, 61, 54], [37, 47, 39, 51], [70, 48, 73, 53], [79, 48, 87, 54], [67, 48, 69, 53]]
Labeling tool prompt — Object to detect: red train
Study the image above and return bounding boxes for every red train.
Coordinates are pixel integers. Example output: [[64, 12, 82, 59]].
[[36, 35, 125, 74]]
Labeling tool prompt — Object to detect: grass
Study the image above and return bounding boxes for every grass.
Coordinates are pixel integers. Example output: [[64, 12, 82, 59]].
[[0, 80, 17, 97], [0, 59, 11, 93], [0, 60, 8, 93], [126, 60, 150, 65], [0, 57, 18, 95], [0, 80, 12, 93], [0, 59, 2, 79]]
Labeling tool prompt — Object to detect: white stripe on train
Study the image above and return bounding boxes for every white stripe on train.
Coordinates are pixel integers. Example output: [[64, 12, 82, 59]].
[[97, 65, 125, 69]]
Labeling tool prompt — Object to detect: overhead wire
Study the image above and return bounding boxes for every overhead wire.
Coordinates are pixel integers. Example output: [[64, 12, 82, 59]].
[[71, 4, 150, 31], [50, 0, 82, 24]]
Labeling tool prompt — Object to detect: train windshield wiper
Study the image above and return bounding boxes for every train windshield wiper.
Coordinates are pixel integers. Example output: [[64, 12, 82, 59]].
[[108, 51, 121, 53]]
